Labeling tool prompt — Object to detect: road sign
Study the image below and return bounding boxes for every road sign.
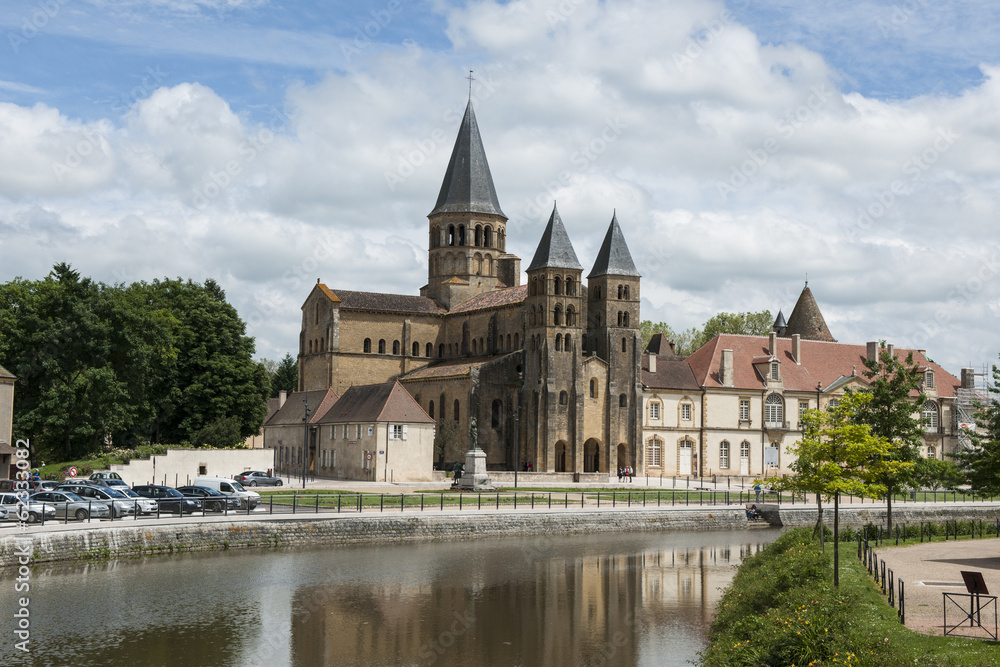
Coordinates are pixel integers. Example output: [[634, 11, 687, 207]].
[[68, 467, 78, 477], [365, 452, 372, 461], [379, 451, 384, 455]]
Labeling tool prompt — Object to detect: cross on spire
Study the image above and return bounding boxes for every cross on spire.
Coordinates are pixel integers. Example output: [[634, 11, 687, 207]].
[[466, 70, 474, 101]]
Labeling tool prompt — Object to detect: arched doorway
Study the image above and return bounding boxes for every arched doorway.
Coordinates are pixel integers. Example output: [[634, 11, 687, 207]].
[[555, 441, 568, 472], [584, 438, 601, 472], [616, 443, 628, 471]]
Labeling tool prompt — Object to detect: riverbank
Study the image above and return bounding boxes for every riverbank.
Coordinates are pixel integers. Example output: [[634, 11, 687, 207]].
[[3, 502, 999, 567], [701, 529, 1000, 666]]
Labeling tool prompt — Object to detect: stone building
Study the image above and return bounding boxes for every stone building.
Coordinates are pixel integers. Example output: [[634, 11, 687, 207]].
[[297, 101, 643, 477], [640, 286, 971, 479], [0, 364, 16, 479]]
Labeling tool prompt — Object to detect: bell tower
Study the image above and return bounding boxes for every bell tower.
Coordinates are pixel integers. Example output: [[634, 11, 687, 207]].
[[421, 101, 519, 310]]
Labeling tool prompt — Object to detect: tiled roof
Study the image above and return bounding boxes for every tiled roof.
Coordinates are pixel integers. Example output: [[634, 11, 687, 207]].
[[686, 334, 961, 397], [449, 285, 528, 314], [316, 284, 340, 303], [265, 388, 340, 426], [400, 358, 492, 380], [588, 212, 641, 278], [325, 288, 445, 315], [526, 204, 583, 272], [317, 381, 434, 424], [429, 101, 506, 218], [642, 354, 701, 391], [0, 364, 14, 380]]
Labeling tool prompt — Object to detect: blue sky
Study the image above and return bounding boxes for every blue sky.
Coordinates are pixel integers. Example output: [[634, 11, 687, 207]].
[[1, 0, 999, 375]]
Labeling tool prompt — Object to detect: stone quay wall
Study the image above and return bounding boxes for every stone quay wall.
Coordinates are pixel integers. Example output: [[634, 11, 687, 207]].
[[0, 508, 750, 567], [765, 503, 1000, 528]]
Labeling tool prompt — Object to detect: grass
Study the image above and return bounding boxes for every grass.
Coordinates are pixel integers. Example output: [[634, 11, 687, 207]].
[[701, 528, 1000, 666]]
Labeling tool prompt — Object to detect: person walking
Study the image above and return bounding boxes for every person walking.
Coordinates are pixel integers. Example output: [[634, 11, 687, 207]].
[[753, 482, 762, 502]]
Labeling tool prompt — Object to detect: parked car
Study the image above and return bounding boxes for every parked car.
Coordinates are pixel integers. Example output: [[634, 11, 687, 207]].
[[57, 484, 136, 518], [132, 486, 202, 514], [90, 471, 123, 481], [193, 477, 260, 509], [114, 487, 158, 515], [0, 492, 57, 523], [176, 486, 240, 512], [88, 472, 130, 490], [233, 471, 283, 487], [31, 480, 60, 492], [29, 491, 112, 521]]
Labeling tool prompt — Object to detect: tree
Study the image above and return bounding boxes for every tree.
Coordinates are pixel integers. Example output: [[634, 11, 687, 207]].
[[434, 420, 465, 468], [639, 310, 772, 356], [773, 392, 907, 586], [851, 341, 926, 532], [270, 354, 298, 397], [912, 457, 964, 492], [954, 359, 1000, 495]]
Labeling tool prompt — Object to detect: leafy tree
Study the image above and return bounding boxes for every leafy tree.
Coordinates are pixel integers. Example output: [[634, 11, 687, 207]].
[[639, 310, 772, 356], [850, 341, 926, 532], [192, 416, 244, 448], [773, 392, 907, 586], [912, 457, 964, 492], [434, 419, 465, 468], [270, 353, 298, 397], [954, 359, 1000, 495]]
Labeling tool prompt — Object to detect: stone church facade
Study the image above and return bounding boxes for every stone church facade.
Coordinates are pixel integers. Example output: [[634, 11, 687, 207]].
[[298, 101, 643, 475]]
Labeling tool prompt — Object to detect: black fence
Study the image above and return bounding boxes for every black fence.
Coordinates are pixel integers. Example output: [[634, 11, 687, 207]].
[[859, 535, 905, 625]]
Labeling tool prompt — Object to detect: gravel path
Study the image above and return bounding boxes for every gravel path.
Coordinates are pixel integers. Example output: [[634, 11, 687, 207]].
[[871, 537, 1000, 638]]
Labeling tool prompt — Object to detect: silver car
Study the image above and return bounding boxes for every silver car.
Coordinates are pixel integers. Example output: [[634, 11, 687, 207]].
[[114, 487, 158, 515], [0, 491, 57, 523], [30, 491, 112, 521], [57, 484, 136, 518]]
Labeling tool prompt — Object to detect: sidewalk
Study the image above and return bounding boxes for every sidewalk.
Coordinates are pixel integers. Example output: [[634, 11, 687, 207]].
[[870, 538, 1000, 637]]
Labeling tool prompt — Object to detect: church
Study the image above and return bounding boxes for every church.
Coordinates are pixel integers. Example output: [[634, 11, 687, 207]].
[[297, 100, 642, 477]]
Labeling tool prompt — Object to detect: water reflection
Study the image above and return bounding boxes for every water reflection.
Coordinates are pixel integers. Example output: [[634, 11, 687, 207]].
[[1, 529, 779, 667]]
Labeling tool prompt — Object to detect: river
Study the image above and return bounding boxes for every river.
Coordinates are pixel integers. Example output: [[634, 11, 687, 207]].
[[2, 528, 781, 666]]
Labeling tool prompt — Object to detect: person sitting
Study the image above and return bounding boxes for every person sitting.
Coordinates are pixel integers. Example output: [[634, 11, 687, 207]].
[[750, 504, 760, 521]]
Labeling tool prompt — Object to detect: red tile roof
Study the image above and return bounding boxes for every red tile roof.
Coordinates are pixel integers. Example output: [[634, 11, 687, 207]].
[[641, 354, 700, 391], [317, 381, 434, 424], [400, 357, 496, 380], [449, 285, 528, 314], [686, 334, 961, 397], [265, 388, 340, 426]]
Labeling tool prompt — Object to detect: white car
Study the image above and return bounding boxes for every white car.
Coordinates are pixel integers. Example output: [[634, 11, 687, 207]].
[[0, 492, 57, 523], [193, 477, 260, 510], [114, 487, 159, 515]]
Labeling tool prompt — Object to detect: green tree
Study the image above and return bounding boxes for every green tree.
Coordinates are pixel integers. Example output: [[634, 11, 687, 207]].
[[954, 359, 1000, 495], [270, 353, 298, 397], [912, 457, 964, 491], [639, 310, 772, 356], [192, 416, 245, 448], [774, 392, 907, 586], [851, 341, 926, 532], [132, 278, 270, 446], [434, 419, 465, 468]]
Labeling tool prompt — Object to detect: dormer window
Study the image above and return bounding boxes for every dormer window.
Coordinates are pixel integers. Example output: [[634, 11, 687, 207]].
[[770, 361, 779, 380], [925, 370, 935, 389]]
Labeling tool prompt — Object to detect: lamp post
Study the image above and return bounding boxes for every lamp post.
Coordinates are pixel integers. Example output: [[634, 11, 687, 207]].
[[302, 397, 310, 490]]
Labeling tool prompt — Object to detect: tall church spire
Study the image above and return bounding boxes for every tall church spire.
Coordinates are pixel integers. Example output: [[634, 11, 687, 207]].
[[588, 211, 640, 278], [430, 101, 506, 218], [527, 203, 583, 272]]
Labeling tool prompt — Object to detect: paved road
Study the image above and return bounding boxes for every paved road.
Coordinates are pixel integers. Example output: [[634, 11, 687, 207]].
[[874, 537, 1000, 638]]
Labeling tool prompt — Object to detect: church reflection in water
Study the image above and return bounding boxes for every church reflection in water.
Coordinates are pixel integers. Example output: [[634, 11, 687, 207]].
[[286, 533, 776, 667]]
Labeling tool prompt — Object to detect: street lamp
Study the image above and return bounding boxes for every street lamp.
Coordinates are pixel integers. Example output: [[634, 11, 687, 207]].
[[302, 397, 310, 490]]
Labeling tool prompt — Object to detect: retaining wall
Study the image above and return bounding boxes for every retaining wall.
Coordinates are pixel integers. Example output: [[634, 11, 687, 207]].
[[767, 503, 1000, 528], [0, 508, 748, 567]]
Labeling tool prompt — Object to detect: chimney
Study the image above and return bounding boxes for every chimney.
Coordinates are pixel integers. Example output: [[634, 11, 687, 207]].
[[768, 332, 776, 356], [720, 349, 734, 388], [962, 368, 976, 389], [792, 334, 801, 365], [279, 390, 287, 408], [866, 341, 878, 363], [917, 349, 926, 357], [649, 354, 657, 374], [887, 344, 894, 359]]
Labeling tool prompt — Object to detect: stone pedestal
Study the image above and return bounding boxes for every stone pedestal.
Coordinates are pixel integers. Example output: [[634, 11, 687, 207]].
[[458, 448, 496, 491]]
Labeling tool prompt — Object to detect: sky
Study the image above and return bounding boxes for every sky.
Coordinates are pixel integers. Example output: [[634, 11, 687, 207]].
[[0, 0, 999, 377]]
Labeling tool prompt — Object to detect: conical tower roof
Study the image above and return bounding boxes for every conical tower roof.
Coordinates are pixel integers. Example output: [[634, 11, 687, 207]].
[[588, 212, 640, 278], [785, 285, 835, 342], [429, 101, 506, 218], [526, 204, 583, 272], [773, 309, 787, 329]]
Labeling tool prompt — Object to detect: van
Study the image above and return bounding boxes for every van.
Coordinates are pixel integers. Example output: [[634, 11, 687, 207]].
[[192, 477, 260, 510]]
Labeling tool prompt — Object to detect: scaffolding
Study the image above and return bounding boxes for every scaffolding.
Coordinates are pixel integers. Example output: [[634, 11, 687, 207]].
[[952, 365, 991, 453]]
